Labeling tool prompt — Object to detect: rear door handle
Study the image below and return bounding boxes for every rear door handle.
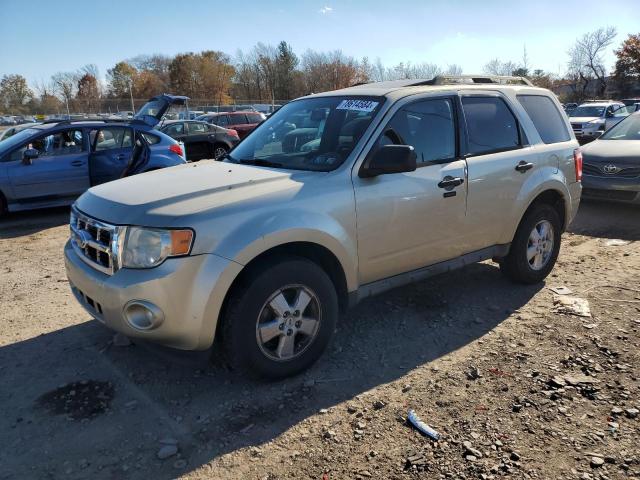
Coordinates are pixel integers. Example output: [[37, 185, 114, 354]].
[[71, 161, 84, 167], [515, 161, 534, 173], [437, 176, 464, 189], [115, 154, 126, 160]]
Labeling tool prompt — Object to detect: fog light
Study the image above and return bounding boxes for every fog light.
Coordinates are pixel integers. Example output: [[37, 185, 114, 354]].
[[123, 301, 164, 330]]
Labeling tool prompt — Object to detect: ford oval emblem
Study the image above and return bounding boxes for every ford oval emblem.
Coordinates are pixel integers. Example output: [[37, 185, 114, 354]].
[[76, 230, 93, 249]]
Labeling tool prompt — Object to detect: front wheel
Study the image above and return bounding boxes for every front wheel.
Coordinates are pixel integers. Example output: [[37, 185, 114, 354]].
[[222, 256, 338, 378], [500, 204, 562, 284]]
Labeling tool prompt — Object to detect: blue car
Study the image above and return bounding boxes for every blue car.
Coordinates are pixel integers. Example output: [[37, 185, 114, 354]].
[[0, 94, 188, 215]]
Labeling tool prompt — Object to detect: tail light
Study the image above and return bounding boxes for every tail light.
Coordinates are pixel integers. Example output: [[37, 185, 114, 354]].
[[227, 129, 239, 139], [573, 148, 583, 182], [169, 143, 184, 157]]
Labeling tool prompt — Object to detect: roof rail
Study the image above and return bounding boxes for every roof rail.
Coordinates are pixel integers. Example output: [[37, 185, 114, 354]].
[[41, 117, 142, 125], [425, 75, 534, 87]]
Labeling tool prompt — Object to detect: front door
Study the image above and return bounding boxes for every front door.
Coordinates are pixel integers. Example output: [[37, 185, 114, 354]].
[[352, 96, 468, 285], [88, 127, 134, 185], [6, 128, 89, 204]]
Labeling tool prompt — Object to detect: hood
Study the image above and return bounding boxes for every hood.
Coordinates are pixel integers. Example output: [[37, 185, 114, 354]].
[[133, 94, 189, 127], [581, 140, 640, 167], [75, 161, 315, 227], [569, 116, 603, 124]]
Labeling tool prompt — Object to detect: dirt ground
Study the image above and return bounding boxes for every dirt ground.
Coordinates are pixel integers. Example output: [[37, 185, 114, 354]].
[[0, 200, 639, 480]]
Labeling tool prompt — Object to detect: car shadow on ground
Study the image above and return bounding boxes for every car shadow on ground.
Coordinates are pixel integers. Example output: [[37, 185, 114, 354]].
[[569, 199, 640, 241], [0, 206, 70, 239], [0, 262, 542, 479]]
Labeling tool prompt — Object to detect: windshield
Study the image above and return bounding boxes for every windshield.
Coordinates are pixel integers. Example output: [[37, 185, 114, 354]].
[[0, 127, 39, 152], [570, 106, 606, 117], [600, 113, 640, 140], [226, 96, 383, 172]]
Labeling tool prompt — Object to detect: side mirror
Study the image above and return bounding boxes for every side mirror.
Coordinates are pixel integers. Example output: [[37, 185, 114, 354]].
[[605, 111, 614, 118], [359, 145, 417, 178], [22, 148, 39, 165]]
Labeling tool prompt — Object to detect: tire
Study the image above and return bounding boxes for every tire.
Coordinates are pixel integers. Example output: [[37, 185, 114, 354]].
[[212, 144, 228, 160], [0, 194, 6, 218], [500, 203, 562, 284], [222, 256, 338, 379]]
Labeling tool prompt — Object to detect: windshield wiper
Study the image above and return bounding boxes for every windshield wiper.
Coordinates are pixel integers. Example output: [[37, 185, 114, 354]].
[[239, 159, 284, 168]]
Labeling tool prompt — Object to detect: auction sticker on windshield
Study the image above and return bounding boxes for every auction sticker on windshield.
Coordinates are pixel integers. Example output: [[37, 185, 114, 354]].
[[336, 99, 379, 112]]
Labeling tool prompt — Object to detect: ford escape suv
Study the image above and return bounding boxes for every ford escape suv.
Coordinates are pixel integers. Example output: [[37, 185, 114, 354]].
[[65, 76, 582, 378]]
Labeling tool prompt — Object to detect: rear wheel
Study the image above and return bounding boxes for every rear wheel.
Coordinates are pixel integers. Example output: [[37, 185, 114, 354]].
[[0, 193, 6, 218], [500, 204, 561, 284], [222, 256, 338, 378], [213, 144, 228, 160]]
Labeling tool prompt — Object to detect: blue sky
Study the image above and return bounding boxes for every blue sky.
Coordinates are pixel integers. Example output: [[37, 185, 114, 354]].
[[1, 0, 637, 86]]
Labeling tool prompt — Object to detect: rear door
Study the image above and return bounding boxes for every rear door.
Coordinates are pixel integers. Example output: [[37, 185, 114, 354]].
[[186, 122, 213, 160], [88, 127, 134, 185], [353, 95, 468, 284], [6, 128, 89, 203], [459, 92, 540, 253]]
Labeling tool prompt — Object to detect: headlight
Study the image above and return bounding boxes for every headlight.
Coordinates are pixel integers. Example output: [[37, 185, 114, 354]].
[[122, 227, 194, 269]]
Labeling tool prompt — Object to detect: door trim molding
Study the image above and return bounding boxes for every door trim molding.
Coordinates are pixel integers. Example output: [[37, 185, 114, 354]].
[[349, 243, 510, 306]]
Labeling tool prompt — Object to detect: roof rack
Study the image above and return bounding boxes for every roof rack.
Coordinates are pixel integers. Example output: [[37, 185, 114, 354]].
[[424, 75, 533, 86]]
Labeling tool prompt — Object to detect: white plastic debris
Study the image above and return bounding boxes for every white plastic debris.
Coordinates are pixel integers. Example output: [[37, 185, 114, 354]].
[[407, 409, 440, 440], [603, 239, 631, 247], [553, 295, 591, 317], [549, 286, 573, 295]]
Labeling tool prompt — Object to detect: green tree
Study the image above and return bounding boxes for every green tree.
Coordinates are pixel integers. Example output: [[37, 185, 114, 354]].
[[107, 61, 137, 98], [0, 74, 33, 113]]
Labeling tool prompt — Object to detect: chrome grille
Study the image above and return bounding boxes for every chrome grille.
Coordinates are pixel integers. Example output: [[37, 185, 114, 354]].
[[583, 163, 640, 178], [70, 208, 122, 275]]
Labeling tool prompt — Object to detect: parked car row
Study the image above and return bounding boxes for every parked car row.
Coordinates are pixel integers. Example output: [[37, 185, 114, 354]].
[[567, 99, 640, 144]]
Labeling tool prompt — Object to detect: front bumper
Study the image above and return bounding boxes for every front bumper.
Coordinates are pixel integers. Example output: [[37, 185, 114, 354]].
[[582, 175, 640, 203], [64, 240, 242, 350]]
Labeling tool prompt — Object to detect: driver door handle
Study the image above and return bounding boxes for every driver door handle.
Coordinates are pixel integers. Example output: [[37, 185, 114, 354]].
[[437, 176, 464, 188], [515, 161, 534, 173], [71, 160, 85, 167]]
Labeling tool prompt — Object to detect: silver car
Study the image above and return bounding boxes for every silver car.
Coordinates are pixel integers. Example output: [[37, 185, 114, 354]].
[[65, 76, 582, 378]]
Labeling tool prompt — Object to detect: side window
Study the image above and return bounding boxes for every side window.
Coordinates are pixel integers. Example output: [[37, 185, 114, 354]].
[[188, 122, 207, 134], [229, 114, 247, 125], [214, 115, 229, 126], [164, 123, 184, 136], [92, 127, 132, 151], [517, 95, 570, 144], [247, 113, 264, 123], [461, 96, 520, 156], [374, 98, 456, 164], [10, 129, 85, 161]]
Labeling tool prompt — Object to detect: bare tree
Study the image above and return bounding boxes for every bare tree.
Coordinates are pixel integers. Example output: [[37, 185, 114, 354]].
[[51, 71, 79, 115], [567, 27, 617, 98], [483, 59, 518, 76]]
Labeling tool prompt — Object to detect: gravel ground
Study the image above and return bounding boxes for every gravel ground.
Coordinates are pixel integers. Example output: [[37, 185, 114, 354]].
[[0, 200, 638, 480]]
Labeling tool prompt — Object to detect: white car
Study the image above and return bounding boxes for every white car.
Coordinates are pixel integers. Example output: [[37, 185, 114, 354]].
[[569, 101, 625, 143], [604, 103, 640, 131]]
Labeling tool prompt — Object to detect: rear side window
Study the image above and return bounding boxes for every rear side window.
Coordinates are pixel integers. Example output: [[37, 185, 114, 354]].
[[164, 123, 184, 136], [92, 127, 132, 151], [188, 122, 207, 134], [140, 132, 161, 145], [214, 115, 229, 126], [461, 96, 520, 156], [517, 95, 570, 144]]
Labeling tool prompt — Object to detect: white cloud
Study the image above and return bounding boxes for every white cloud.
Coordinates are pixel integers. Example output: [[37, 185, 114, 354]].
[[319, 6, 333, 14]]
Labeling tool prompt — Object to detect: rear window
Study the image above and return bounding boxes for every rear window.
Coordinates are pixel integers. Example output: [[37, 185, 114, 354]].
[[517, 95, 571, 144], [246, 113, 265, 123], [141, 132, 161, 145], [461, 96, 521, 156]]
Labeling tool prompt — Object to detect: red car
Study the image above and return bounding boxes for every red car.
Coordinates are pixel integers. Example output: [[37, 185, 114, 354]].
[[195, 111, 266, 139]]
